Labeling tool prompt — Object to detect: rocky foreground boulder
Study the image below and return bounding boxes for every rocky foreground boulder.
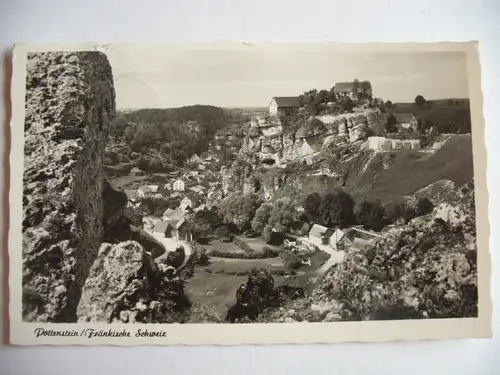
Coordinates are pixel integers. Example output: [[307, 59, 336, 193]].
[[22, 51, 168, 323], [22, 51, 116, 322], [226, 268, 305, 322], [77, 241, 190, 323]]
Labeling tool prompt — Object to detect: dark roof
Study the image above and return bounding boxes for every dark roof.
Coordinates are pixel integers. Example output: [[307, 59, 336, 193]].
[[334, 82, 356, 93], [139, 186, 152, 193], [162, 209, 184, 221], [334, 81, 372, 93], [272, 97, 300, 108], [394, 113, 416, 123]]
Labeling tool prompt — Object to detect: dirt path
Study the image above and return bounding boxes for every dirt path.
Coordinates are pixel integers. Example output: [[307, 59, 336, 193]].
[[299, 237, 345, 275]]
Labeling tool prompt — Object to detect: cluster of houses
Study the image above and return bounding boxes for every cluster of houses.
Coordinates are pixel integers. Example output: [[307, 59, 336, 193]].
[[148, 208, 194, 242], [307, 223, 384, 252], [124, 153, 223, 211]]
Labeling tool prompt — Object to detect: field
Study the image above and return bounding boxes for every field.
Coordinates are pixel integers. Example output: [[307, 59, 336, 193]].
[[185, 239, 332, 319], [202, 239, 246, 254], [185, 258, 287, 319], [109, 174, 150, 190]]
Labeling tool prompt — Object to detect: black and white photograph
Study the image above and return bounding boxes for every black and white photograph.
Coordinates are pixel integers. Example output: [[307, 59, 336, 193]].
[[9, 42, 491, 345]]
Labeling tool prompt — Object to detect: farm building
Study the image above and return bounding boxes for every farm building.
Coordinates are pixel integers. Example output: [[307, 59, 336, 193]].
[[366, 136, 421, 151], [173, 179, 185, 192], [268, 96, 300, 116], [308, 224, 346, 250], [394, 113, 420, 132], [334, 81, 372, 101], [152, 218, 193, 241], [137, 185, 153, 198]]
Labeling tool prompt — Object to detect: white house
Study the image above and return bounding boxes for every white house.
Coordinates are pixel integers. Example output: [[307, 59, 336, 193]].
[[173, 179, 185, 192], [137, 185, 152, 198], [268, 97, 300, 116], [188, 185, 205, 196], [162, 208, 184, 222], [147, 185, 159, 193], [367, 136, 386, 151], [179, 197, 194, 212], [308, 224, 346, 250], [189, 154, 203, 164], [366, 136, 421, 151]]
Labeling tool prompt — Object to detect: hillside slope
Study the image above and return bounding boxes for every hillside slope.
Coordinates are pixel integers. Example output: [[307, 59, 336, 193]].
[[336, 134, 473, 204], [230, 133, 474, 206]]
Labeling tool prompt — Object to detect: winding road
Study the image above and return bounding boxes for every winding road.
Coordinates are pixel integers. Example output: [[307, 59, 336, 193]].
[[146, 228, 193, 270]]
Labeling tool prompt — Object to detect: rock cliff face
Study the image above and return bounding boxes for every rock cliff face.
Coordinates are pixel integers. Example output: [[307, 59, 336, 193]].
[[240, 111, 383, 165], [22, 51, 116, 322]]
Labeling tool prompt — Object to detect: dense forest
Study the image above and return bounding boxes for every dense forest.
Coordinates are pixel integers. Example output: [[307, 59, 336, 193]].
[[108, 106, 249, 169]]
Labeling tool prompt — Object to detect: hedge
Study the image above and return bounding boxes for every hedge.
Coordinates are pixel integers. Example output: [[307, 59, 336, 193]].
[[209, 249, 280, 259]]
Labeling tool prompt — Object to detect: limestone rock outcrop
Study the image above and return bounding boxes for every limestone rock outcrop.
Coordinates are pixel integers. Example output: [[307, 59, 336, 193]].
[[77, 241, 190, 323], [22, 51, 116, 322], [240, 111, 381, 165]]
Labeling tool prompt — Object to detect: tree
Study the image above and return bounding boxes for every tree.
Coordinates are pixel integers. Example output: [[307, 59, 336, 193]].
[[415, 95, 427, 108], [166, 246, 186, 268], [251, 203, 273, 234], [385, 114, 398, 133], [341, 96, 353, 112], [385, 100, 393, 109], [218, 193, 261, 233], [303, 192, 322, 221], [356, 199, 386, 232], [263, 224, 273, 244], [415, 197, 434, 217], [269, 198, 300, 233], [317, 190, 355, 228]]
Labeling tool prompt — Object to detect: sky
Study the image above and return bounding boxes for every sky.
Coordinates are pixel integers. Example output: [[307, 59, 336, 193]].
[[106, 44, 470, 109]]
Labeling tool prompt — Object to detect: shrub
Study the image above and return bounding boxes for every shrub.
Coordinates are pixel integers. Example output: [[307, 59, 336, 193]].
[[415, 197, 434, 217], [356, 199, 386, 232], [166, 246, 186, 268], [233, 237, 254, 253], [209, 249, 279, 259], [263, 224, 273, 244], [281, 250, 302, 271]]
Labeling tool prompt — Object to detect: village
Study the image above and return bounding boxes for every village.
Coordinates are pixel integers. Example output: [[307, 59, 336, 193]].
[[117, 79, 432, 286], [19, 45, 479, 331]]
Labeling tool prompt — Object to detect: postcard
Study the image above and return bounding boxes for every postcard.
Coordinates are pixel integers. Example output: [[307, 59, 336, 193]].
[[7, 41, 491, 345]]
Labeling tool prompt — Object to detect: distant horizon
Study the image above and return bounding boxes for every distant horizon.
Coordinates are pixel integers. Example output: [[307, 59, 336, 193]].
[[115, 96, 470, 112], [106, 45, 470, 109]]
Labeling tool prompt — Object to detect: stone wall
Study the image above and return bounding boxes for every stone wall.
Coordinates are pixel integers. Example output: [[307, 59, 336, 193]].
[[22, 52, 116, 322]]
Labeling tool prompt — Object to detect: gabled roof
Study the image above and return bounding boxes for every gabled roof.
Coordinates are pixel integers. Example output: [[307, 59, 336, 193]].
[[332, 228, 345, 244], [138, 185, 152, 193], [153, 221, 171, 233], [125, 189, 139, 200], [334, 82, 356, 93], [309, 224, 335, 239], [188, 185, 205, 193], [162, 208, 184, 221], [394, 113, 416, 123], [173, 179, 185, 185], [271, 96, 300, 108], [147, 185, 159, 193]]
